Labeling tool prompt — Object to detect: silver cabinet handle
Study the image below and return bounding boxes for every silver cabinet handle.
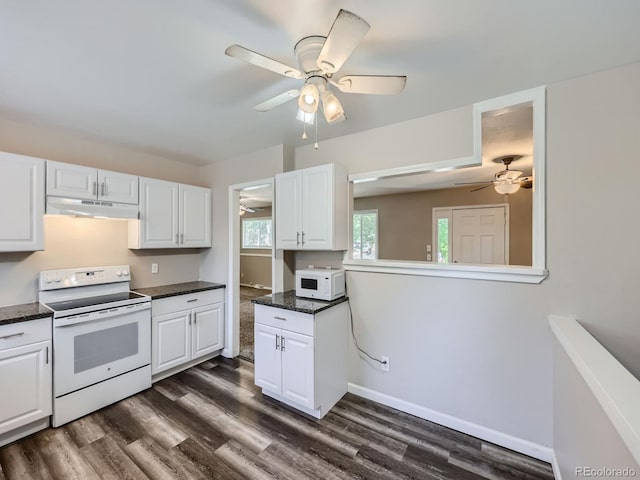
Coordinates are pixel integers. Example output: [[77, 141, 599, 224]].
[[188, 313, 191, 325], [187, 298, 198, 303], [180, 233, 184, 244], [273, 316, 286, 321], [301, 231, 305, 246], [92, 181, 97, 196], [0, 332, 24, 340], [281, 336, 285, 352], [193, 315, 197, 325], [296, 232, 300, 246], [100, 182, 105, 196], [275, 334, 280, 350], [46, 346, 49, 365]]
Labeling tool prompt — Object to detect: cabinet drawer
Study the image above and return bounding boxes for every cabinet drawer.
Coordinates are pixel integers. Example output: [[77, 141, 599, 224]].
[[152, 289, 224, 316], [0, 318, 51, 351], [254, 305, 313, 336]]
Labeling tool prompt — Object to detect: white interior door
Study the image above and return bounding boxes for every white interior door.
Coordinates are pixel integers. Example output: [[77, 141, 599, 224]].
[[451, 206, 508, 264]]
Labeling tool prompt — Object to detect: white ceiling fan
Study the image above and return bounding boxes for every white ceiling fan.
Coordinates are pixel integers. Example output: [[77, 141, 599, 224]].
[[456, 156, 534, 195], [225, 9, 407, 124]]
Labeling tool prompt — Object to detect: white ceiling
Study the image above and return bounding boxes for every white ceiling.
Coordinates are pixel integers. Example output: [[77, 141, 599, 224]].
[[2, 1, 640, 165]]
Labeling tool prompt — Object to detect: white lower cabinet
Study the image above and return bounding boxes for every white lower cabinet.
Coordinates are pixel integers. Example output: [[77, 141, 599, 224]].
[[151, 289, 224, 379], [0, 318, 52, 447], [254, 302, 347, 418]]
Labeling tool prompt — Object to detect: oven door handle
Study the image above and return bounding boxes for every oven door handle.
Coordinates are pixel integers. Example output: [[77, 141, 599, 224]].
[[54, 303, 150, 327]]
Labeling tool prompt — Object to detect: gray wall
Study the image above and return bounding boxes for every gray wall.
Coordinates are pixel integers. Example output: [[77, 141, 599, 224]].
[[292, 61, 640, 450], [240, 207, 273, 288]]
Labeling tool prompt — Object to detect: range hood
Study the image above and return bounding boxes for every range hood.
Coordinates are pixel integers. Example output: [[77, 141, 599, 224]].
[[46, 196, 139, 220]]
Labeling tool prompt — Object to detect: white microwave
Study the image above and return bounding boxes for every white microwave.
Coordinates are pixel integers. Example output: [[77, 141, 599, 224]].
[[295, 268, 345, 301]]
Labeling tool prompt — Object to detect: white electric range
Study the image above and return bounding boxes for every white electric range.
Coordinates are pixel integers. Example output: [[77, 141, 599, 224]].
[[39, 265, 151, 427]]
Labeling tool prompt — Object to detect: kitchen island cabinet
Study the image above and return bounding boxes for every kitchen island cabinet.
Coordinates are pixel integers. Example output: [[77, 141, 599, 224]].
[[252, 291, 348, 418]]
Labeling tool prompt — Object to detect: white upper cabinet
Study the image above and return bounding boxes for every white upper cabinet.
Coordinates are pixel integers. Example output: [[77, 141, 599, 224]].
[[129, 177, 211, 249], [275, 163, 348, 250], [0, 152, 45, 252], [180, 184, 211, 248], [98, 169, 139, 204], [47, 160, 139, 205]]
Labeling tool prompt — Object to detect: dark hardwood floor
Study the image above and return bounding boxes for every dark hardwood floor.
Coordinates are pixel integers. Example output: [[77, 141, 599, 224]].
[[0, 358, 554, 479]]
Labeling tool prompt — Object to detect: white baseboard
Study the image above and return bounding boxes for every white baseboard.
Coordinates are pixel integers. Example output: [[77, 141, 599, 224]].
[[240, 283, 272, 290], [551, 451, 563, 480], [347, 382, 553, 463]]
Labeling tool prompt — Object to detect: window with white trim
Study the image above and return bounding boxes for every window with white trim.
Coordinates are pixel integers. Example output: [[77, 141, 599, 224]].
[[242, 217, 272, 249], [353, 210, 378, 259]]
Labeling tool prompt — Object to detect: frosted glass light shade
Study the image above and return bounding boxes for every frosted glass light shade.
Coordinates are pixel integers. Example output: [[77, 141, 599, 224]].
[[296, 109, 315, 124], [298, 84, 319, 113], [321, 89, 345, 123], [494, 181, 521, 195]]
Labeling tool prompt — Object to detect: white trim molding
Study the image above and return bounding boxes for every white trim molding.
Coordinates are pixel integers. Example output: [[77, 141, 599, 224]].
[[345, 86, 548, 284], [348, 383, 553, 463], [348, 383, 553, 462], [343, 259, 548, 284], [550, 315, 640, 466]]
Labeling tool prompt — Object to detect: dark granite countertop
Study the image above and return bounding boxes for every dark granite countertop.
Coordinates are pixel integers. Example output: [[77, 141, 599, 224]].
[[252, 290, 348, 314], [133, 281, 225, 300], [0, 302, 52, 326]]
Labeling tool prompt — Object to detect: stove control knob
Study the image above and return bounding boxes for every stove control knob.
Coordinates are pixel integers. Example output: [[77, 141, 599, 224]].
[[123, 270, 130, 277], [116, 270, 123, 277], [44, 274, 52, 284]]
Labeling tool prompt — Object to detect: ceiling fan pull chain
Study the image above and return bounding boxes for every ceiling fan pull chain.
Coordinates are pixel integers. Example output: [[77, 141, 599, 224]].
[[314, 114, 319, 150], [302, 122, 307, 139]]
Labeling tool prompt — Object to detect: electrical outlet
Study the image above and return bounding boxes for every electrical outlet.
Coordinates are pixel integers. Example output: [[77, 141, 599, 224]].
[[381, 356, 390, 372], [426, 253, 432, 261], [151, 263, 159, 274]]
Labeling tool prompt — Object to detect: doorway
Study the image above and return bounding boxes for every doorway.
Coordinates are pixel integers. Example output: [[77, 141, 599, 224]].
[[226, 178, 280, 362], [433, 204, 509, 265]]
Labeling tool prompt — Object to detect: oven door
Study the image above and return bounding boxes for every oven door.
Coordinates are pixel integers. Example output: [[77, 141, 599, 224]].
[[53, 302, 151, 397]]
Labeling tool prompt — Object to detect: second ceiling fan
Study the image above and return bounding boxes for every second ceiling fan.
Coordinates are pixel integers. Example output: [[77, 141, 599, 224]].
[[225, 9, 407, 124]]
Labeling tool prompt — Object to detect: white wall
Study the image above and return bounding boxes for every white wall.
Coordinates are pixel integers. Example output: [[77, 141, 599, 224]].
[[0, 117, 204, 305], [198, 144, 288, 284], [287, 62, 640, 452]]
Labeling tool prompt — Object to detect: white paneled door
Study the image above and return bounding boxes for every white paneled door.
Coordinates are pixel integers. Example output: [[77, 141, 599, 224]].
[[46, 161, 96, 200], [138, 177, 180, 248], [275, 170, 302, 249], [192, 303, 224, 358], [98, 170, 139, 204], [451, 206, 507, 264], [152, 310, 191, 374], [180, 184, 211, 248], [301, 165, 333, 250]]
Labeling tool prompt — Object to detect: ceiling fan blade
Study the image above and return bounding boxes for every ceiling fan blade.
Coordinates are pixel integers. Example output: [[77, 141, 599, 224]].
[[225, 44, 303, 79], [333, 75, 407, 95], [470, 184, 493, 192], [253, 89, 299, 112], [316, 9, 370, 74], [455, 181, 493, 186]]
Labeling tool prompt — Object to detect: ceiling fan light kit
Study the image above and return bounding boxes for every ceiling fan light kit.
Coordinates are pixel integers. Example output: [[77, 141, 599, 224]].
[[456, 155, 532, 195], [225, 8, 407, 146]]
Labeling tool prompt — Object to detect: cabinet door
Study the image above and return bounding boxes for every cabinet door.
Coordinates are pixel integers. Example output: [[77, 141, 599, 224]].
[[281, 330, 315, 410], [152, 310, 190, 374], [275, 171, 302, 249], [46, 160, 97, 200], [138, 177, 179, 248], [98, 170, 139, 205], [179, 184, 211, 247], [254, 323, 282, 394], [192, 303, 224, 358], [0, 153, 45, 251], [0, 340, 52, 435], [301, 165, 333, 250]]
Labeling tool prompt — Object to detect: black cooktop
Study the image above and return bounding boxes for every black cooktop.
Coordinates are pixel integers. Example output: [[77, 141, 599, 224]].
[[45, 292, 147, 312]]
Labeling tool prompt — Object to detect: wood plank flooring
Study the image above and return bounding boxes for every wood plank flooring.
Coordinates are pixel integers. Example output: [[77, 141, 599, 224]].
[[0, 358, 555, 479]]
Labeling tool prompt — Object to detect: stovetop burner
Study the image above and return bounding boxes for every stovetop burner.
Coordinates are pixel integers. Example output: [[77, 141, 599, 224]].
[[45, 291, 147, 312]]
